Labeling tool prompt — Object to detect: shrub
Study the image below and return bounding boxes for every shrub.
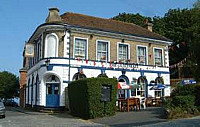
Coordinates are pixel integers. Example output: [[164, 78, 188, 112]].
[[171, 85, 196, 97], [164, 84, 200, 119], [172, 95, 195, 109], [68, 77, 117, 119], [194, 84, 200, 106]]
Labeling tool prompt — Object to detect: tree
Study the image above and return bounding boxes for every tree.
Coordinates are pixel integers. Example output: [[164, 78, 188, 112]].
[[188, 7, 200, 81], [111, 3, 200, 81], [112, 12, 152, 28], [0, 71, 19, 99]]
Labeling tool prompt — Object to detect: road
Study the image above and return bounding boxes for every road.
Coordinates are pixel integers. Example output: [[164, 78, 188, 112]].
[[0, 108, 102, 127], [1, 107, 200, 127]]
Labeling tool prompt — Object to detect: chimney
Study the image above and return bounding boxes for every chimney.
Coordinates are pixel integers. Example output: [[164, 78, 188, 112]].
[[45, 8, 62, 23], [145, 19, 153, 32]]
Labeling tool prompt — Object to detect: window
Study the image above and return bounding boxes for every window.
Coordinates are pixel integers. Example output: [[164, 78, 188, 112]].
[[155, 77, 164, 98], [137, 77, 146, 97], [97, 41, 109, 61], [45, 33, 58, 58], [154, 48, 163, 66], [74, 38, 87, 59], [118, 43, 129, 62], [137, 46, 147, 65]]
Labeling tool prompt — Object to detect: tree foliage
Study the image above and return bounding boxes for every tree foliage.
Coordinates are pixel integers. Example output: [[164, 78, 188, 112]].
[[112, 12, 151, 28], [111, 1, 200, 81], [0, 71, 19, 99]]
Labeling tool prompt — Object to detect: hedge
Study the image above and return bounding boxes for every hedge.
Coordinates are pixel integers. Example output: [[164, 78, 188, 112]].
[[68, 77, 118, 119], [164, 84, 200, 119]]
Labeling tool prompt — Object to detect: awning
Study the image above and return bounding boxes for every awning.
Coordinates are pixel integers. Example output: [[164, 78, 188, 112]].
[[118, 82, 131, 89], [150, 84, 165, 90]]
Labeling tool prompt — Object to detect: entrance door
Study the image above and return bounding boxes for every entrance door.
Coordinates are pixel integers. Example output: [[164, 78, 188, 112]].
[[46, 83, 59, 107]]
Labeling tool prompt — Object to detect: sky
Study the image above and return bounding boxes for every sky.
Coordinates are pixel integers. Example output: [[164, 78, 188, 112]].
[[0, 0, 196, 76]]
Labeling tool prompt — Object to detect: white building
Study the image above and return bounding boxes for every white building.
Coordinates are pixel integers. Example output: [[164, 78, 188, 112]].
[[19, 8, 172, 109]]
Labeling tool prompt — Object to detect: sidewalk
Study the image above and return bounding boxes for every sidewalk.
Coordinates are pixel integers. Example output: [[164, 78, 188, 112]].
[[8, 107, 49, 115], [91, 107, 167, 126]]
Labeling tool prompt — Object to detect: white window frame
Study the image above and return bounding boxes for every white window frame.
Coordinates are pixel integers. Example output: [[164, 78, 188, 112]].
[[44, 33, 59, 58], [73, 37, 88, 59], [136, 45, 148, 65], [153, 47, 164, 66], [117, 42, 130, 62], [96, 40, 110, 62]]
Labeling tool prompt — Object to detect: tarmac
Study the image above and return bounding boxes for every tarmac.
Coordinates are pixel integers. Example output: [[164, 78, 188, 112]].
[[10, 106, 168, 126]]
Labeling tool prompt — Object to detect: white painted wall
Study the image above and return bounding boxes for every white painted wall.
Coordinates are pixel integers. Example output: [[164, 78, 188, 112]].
[[26, 58, 171, 107]]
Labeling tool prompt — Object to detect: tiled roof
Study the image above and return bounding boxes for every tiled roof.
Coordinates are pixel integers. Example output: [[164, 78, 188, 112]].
[[61, 12, 171, 42]]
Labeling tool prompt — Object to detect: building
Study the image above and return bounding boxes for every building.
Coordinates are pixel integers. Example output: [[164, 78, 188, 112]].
[[19, 8, 172, 109]]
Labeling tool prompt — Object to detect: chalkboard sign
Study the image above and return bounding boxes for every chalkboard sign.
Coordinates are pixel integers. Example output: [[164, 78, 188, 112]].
[[101, 85, 111, 102]]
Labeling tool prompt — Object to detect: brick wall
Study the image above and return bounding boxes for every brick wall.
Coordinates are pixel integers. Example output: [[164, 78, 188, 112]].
[[19, 70, 27, 108], [70, 32, 167, 66]]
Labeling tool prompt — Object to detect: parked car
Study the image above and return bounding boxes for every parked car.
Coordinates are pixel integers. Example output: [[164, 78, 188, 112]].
[[0, 100, 5, 118], [4, 99, 18, 107]]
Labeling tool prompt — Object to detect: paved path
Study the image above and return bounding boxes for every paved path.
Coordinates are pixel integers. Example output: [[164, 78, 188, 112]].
[[2, 107, 200, 127], [0, 107, 103, 127], [91, 107, 167, 126]]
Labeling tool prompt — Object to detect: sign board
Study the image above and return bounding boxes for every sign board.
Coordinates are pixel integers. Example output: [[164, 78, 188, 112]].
[[101, 85, 111, 102], [181, 79, 197, 85], [25, 43, 34, 57]]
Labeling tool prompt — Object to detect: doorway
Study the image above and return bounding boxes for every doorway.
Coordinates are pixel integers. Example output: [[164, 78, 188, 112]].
[[45, 75, 60, 107]]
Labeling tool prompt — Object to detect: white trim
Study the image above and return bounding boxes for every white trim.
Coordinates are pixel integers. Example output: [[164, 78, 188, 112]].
[[153, 47, 164, 66], [96, 40, 110, 62], [73, 37, 88, 59], [44, 33, 59, 58], [136, 45, 148, 65], [117, 42, 130, 62]]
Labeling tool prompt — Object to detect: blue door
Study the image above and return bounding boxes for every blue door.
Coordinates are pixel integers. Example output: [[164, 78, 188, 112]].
[[46, 83, 59, 107]]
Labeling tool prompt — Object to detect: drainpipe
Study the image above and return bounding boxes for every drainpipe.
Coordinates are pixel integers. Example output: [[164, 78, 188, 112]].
[[66, 26, 71, 83]]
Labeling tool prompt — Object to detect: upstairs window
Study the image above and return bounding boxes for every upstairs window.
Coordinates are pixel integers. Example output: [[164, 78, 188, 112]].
[[137, 46, 147, 65], [118, 43, 129, 62], [97, 41, 109, 61], [154, 48, 163, 66], [45, 33, 58, 58], [74, 37, 87, 59]]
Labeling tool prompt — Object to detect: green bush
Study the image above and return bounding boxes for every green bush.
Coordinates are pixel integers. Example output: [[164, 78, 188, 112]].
[[68, 77, 117, 119], [172, 95, 195, 109], [171, 85, 196, 97], [164, 84, 200, 119], [194, 84, 200, 106]]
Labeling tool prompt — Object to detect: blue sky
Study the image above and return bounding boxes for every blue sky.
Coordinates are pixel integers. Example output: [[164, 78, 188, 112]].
[[0, 0, 196, 76]]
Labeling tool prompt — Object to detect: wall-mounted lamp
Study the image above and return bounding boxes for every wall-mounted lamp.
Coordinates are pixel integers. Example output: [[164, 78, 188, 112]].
[[122, 39, 125, 43], [45, 58, 50, 68], [90, 34, 93, 39]]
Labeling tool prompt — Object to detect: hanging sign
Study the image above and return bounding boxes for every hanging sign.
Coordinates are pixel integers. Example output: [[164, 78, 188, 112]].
[[25, 43, 34, 57]]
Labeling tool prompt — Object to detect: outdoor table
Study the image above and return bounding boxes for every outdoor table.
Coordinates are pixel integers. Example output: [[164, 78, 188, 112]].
[[118, 98, 140, 112]]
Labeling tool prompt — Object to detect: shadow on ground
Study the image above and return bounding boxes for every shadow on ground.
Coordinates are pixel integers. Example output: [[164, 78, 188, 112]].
[[90, 107, 167, 126]]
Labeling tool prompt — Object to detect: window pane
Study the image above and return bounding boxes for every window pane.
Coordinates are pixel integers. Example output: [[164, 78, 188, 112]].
[[47, 84, 52, 94], [75, 38, 86, 59], [118, 44, 128, 61], [46, 35, 57, 57], [138, 47, 146, 65], [54, 85, 59, 95], [97, 41, 108, 61], [154, 49, 162, 66]]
